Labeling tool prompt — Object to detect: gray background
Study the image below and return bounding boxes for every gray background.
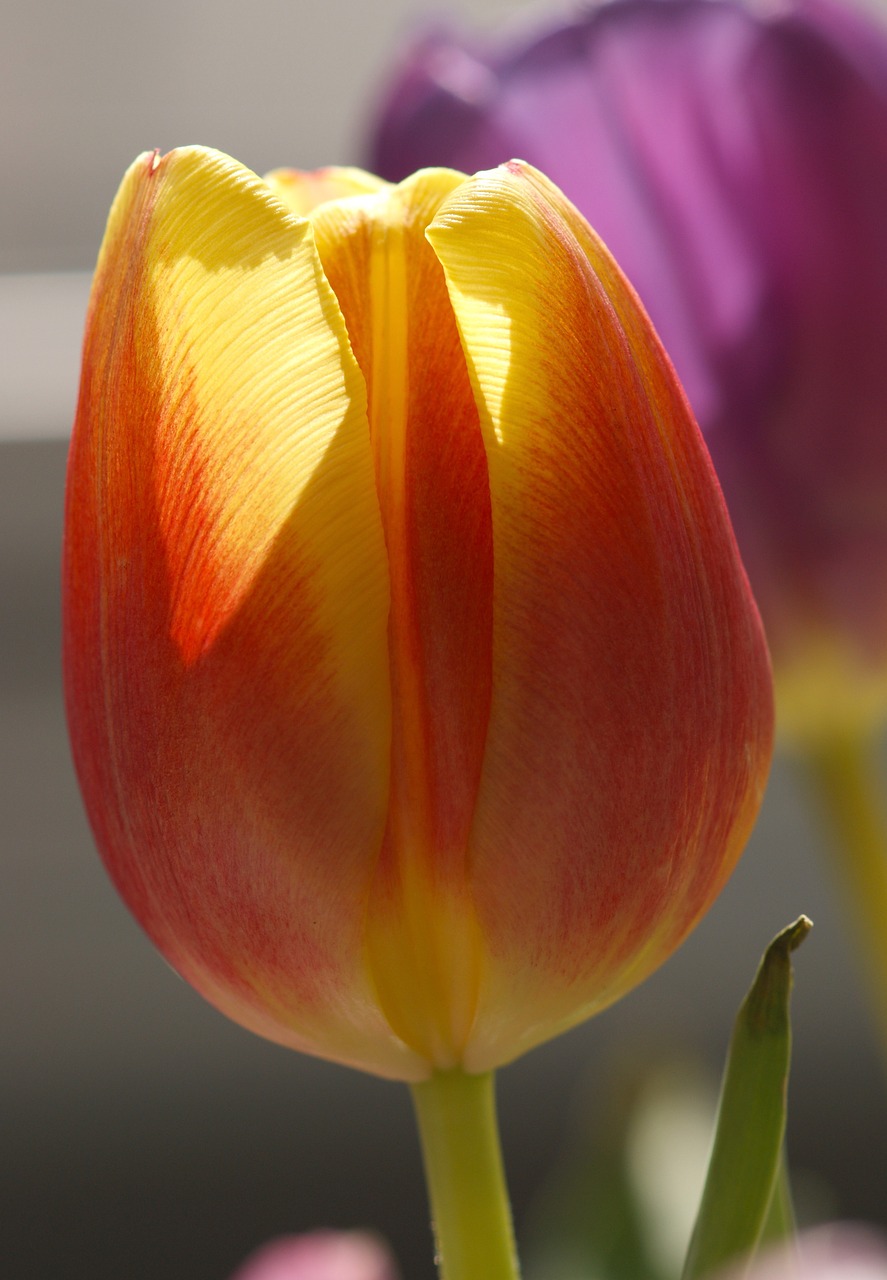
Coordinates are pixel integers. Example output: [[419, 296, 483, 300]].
[[4, 1, 887, 1277]]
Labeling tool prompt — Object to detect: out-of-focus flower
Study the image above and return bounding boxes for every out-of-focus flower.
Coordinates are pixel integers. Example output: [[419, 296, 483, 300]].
[[370, 0, 887, 743], [63, 146, 771, 1082], [718, 1226, 887, 1279], [229, 1232, 398, 1280]]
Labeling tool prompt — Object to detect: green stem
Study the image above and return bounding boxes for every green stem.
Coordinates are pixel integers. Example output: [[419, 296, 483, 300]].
[[410, 1069, 520, 1280], [800, 732, 887, 1058]]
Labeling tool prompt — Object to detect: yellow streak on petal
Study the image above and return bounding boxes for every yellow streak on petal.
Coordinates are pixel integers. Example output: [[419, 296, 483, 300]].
[[309, 169, 486, 1069], [142, 148, 389, 712]]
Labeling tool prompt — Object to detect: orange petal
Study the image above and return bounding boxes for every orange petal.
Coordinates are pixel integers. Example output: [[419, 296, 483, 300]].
[[428, 161, 774, 1071], [64, 147, 426, 1079]]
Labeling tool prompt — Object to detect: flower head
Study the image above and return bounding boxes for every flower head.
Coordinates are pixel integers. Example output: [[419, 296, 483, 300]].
[[64, 148, 772, 1080], [370, 0, 887, 743]]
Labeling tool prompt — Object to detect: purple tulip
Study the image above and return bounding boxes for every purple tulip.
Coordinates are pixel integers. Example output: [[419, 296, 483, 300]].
[[370, 0, 887, 737]]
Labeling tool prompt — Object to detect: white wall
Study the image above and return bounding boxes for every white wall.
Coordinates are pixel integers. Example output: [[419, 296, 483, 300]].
[[1, 0, 536, 272]]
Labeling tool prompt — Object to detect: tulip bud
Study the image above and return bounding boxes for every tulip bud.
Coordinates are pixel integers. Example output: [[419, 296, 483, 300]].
[[64, 148, 772, 1081], [369, 0, 887, 744]]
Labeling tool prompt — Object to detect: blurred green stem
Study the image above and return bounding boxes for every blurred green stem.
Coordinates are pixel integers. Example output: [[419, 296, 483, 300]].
[[410, 1070, 520, 1280], [801, 732, 887, 1057]]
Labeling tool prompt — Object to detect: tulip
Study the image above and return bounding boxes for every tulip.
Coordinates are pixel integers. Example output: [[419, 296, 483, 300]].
[[64, 144, 771, 1079], [64, 147, 771, 1279], [369, 0, 887, 745]]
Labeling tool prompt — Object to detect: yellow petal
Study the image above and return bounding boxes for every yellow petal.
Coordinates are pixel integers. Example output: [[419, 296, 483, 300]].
[[265, 164, 390, 217]]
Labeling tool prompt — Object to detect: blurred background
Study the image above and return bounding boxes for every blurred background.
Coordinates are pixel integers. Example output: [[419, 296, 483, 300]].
[[4, 1, 887, 1277]]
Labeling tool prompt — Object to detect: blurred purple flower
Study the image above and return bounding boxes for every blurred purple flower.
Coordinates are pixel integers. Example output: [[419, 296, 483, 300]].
[[370, 0, 887, 737], [229, 1231, 398, 1280]]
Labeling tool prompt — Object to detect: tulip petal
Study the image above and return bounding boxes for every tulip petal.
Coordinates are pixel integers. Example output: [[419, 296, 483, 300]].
[[64, 147, 427, 1079], [307, 169, 494, 1066], [428, 161, 773, 1071], [265, 165, 391, 217]]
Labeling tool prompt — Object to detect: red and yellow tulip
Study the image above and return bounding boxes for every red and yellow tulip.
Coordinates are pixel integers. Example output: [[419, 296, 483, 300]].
[[63, 147, 773, 1082]]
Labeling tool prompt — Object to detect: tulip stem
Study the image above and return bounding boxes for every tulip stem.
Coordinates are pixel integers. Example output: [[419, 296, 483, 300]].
[[410, 1069, 520, 1280], [800, 731, 887, 1058]]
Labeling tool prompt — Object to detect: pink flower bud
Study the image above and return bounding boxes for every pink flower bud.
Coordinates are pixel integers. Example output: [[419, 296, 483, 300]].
[[229, 1232, 397, 1280]]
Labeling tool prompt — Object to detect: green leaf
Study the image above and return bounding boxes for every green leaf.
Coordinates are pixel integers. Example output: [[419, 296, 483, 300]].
[[758, 1155, 796, 1248], [681, 916, 812, 1280]]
